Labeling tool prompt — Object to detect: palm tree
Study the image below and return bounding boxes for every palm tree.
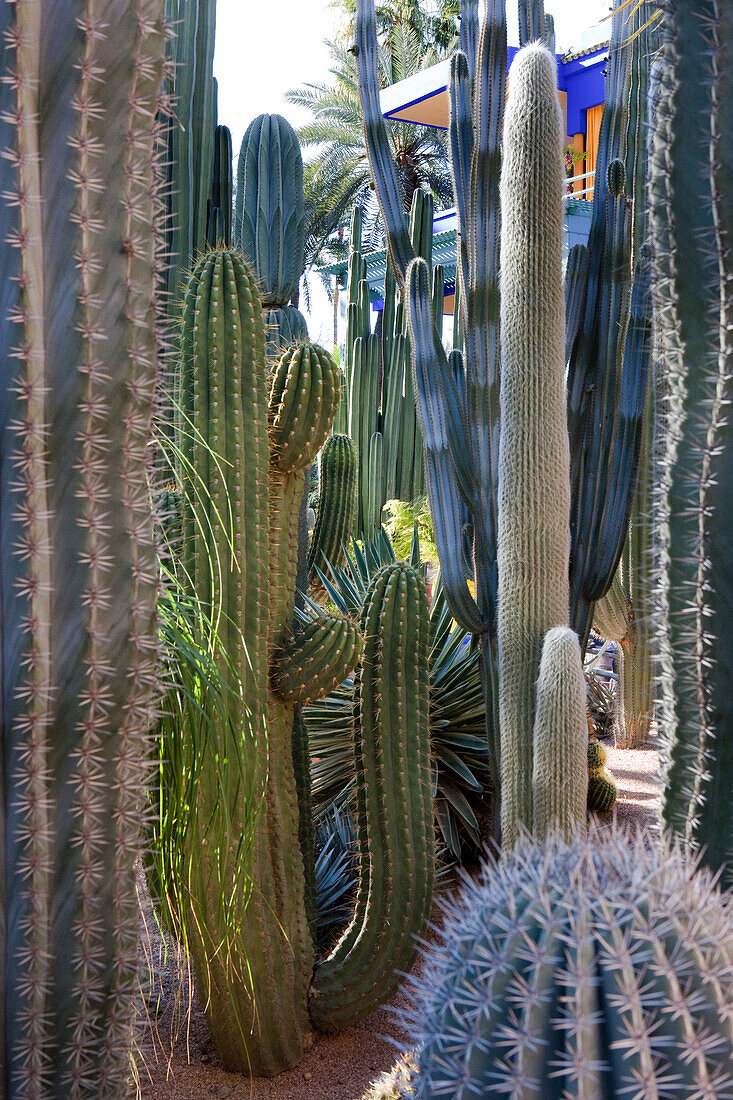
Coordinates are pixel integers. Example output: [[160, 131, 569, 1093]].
[[288, 16, 455, 278]]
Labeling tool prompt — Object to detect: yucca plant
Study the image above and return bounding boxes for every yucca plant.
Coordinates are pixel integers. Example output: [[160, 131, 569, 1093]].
[[305, 528, 489, 859]]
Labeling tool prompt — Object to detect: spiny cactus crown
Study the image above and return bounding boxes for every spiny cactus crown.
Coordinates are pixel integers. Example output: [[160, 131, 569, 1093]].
[[405, 830, 733, 1099]]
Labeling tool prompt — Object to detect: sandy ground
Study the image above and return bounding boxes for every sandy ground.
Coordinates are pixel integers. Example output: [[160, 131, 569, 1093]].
[[135, 742, 661, 1100]]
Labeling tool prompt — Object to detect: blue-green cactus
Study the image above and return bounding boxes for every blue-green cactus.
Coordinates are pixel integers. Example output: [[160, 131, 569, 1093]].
[[653, 0, 733, 890], [0, 3, 165, 1092], [406, 831, 733, 1098]]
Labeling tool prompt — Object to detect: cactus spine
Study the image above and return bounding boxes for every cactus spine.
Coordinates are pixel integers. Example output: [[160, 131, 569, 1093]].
[[310, 563, 433, 1031], [309, 434, 357, 582], [497, 43, 585, 846], [0, 3, 165, 1092], [652, 0, 733, 889], [407, 832, 733, 1098]]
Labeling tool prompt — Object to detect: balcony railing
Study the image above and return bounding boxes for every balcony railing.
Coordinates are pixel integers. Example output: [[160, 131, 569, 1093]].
[[565, 168, 596, 201]]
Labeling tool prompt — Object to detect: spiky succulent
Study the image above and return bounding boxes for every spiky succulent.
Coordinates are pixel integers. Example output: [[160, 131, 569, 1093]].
[[406, 830, 733, 1099], [306, 528, 489, 859]]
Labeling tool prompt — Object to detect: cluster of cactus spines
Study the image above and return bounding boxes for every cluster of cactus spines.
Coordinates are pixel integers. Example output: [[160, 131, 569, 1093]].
[[308, 434, 357, 582], [532, 628, 588, 841], [164, 0, 217, 299], [652, 0, 733, 889], [406, 831, 733, 1099], [0, 3, 165, 1092], [206, 122, 233, 247], [310, 562, 433, 1032], [497, 42, 583, 846], [235, 113, 308, 354]]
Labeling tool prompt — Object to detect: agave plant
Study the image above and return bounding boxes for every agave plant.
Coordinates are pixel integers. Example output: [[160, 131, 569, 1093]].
[[305, 528, 489, 859]]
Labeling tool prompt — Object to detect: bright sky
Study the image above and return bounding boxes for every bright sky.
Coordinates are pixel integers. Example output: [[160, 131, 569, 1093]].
[[214, 0, 612, 342]]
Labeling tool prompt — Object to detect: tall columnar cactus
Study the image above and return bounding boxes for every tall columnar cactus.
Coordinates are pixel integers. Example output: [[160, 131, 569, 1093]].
[[497, 43, 585, 845], [310, 562, 433, 1031], [206, 122, 233, 247], [356, 0, 653, 837], [308, 434, 357, 583], [235, 113, 309, 354], [164, 0, 217, 299], [406, 832, 733, 1098], [175, 246, 434, 1075], [652, 0, 733, 889], [0, 3, 165, 1093]]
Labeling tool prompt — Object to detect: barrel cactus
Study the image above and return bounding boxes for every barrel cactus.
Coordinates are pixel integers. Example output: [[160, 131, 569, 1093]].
[[0, 2, 165, 1092], [406, 831, 733, 1098], [170, 246, 434, 1075], [587, 739, 618, 815]]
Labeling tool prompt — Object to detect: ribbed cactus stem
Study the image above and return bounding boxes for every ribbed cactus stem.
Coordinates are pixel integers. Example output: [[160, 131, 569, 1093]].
[[310, 563, 433, 1032], [497, 43, 569, 846], [532, 627, 588, 841], [1, 4, 165, 1092], [653, 0, 733, 887], [308, 434, 357, 582], [407, 832, 733, 1098]]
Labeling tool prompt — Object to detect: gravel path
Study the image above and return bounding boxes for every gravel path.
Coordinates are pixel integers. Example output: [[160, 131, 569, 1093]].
[[135, 743, 661, 1100]]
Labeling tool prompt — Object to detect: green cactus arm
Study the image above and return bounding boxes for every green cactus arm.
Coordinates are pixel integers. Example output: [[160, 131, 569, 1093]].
[[532, 627, 588, 842], [593, 568, 629, 642], [165, 0, 216, 300], [497, 43, 569, 846], [206, 123, 233, 247], [308, 434, 357, 581], [270, 344, 340, 472], [310, 564, 433, 1032], [272, 615, 363, 705]]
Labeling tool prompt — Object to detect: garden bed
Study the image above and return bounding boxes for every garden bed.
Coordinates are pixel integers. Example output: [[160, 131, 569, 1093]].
[[135, 742, 659, 1100]]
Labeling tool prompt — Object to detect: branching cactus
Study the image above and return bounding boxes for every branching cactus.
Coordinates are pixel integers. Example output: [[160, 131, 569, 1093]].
[[235, 113, 309, 354], [497, 43, 585, 845], [406, 831, 733, 1098], [176, 246, 434, 1075], [0, 2, 165, 1093], [652, 0, 733, 889]]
